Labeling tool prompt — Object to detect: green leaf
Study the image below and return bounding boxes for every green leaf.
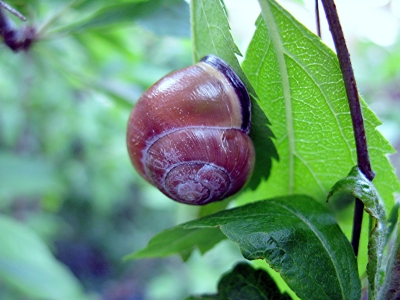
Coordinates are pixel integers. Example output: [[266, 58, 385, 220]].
[[240, 0, 399, 212], [386, 201, 400, 241], [187, 262, 291, 300], [380, 207, 400, 300], [191, 0, 277, 193], [327, 167, 386, 220], [125, 226, 226, 261], [0, 215, 86, 299], [57, 0, 190, 37], [191, 0, 241, 62], [185, 195, 360, 299], [327, 166, 387, 299], [131, 195, 361, 299], [218, 262, 291, 300], [190, 0, 253, 105]]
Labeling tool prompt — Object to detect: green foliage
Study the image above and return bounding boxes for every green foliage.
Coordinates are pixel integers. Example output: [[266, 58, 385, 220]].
[[132, 195, 361, 299], [240, 0, 399, 213], [0, 215, 86, 299], [1, 0, 193, 298], [380, 209, 400, 300], [327, 166, 387, 298], [0, 0, 399, 299], [191, 0, 241, 66], [127, 227, 226, 261], [171, 0, 398, 297], [187, 263, 291, 300]]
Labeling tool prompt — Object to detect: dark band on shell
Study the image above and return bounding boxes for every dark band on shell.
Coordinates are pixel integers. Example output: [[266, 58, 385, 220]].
[[200, 55, 251, 134], [127, 54, 255, 205]]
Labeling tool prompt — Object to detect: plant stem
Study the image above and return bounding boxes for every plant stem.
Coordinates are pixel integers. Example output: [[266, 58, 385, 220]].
[[0, 1, 26, 21], [352, 198, 364, 255], [320, 0, 375, 256], [315, 0, 321, 38]]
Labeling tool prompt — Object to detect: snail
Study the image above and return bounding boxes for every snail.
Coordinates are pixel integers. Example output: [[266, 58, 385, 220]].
[[126, 55, 255, 205]]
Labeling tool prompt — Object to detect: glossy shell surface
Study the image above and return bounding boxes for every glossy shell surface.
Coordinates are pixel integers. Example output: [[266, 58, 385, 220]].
[[127, 55, 255, 205]]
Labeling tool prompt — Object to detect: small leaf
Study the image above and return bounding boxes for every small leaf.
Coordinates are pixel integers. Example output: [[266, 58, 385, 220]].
[[387, 201, 400, 240], [191, 0, 241, 64], [124, 226, 226, 261], [131, 195, 361, 299], [218, 263, 291, 299], [191, 0, 252, 101], [327, 166, 386, 220], [380, 206, 400, 300], [0, 215, 86, 299], [188, 262, 291, 299], [327, 166, 387, 299]]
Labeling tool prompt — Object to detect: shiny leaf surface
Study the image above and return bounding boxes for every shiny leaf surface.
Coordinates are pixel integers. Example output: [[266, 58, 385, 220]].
[[327, 166, 387, 299], [380, 208, 400, 300], [240, 0, 399, 213], [186, 263, 291, 300], [131, 195, 361, 299]]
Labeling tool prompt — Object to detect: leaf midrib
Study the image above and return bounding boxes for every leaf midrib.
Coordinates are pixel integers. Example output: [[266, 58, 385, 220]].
[[259, 0, 295, 193], [275, 201, 346, 299], [196, 204, 345, 297]]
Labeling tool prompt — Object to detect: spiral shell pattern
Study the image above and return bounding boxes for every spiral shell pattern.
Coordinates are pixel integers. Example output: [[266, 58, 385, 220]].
[[127, 55, 255, 205]]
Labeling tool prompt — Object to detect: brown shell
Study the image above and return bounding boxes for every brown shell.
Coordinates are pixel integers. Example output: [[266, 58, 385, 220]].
[[126, 55, 255, 205]]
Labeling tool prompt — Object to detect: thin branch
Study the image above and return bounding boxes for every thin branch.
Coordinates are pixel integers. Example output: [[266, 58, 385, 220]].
[[320, 0, 375, 256], [0, 4, 13, 34], [0, 4, 36, 51], [0, 1, 26, 21], [352, 199, 364, 255], [315, 0, 321, 38]]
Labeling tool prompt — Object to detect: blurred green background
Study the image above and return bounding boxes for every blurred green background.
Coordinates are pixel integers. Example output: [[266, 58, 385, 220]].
[[0, 0, 399, 299]]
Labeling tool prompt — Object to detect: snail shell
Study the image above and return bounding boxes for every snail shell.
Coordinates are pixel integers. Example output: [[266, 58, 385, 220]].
[[127, 55, 255, 205]]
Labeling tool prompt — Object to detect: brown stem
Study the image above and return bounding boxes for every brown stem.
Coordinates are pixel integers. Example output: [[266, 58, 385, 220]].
[[320, 0, 375, 256], [0, 1, 26, 21], [315, 0, 321, 38]]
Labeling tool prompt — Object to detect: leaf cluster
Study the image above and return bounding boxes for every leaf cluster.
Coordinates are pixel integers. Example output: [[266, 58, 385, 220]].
[[129, 0, 400, 299], [0, 0, 399, 299]]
